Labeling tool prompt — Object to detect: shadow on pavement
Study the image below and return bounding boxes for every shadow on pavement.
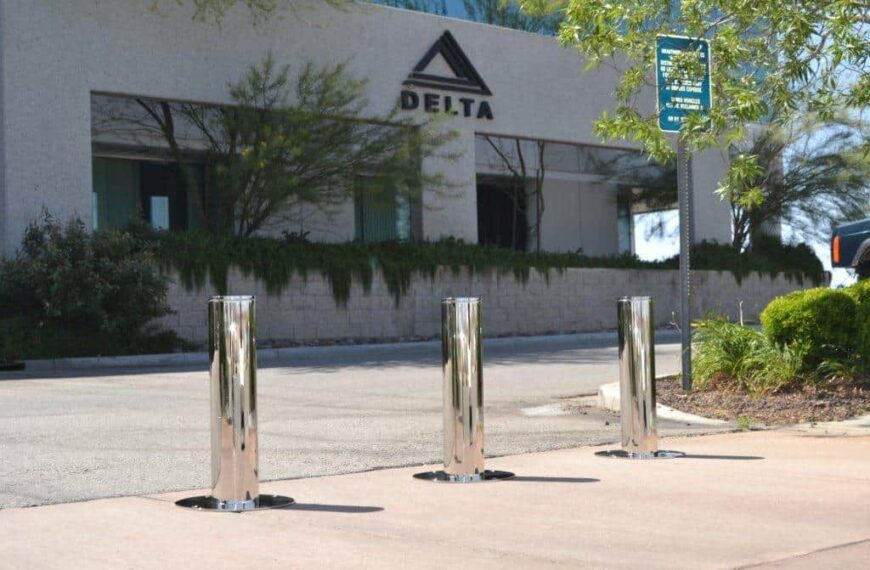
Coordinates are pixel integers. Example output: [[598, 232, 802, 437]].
[[509, 476, 600, 484], [682, 454, 764, 461], [280, 503, 384, 514]]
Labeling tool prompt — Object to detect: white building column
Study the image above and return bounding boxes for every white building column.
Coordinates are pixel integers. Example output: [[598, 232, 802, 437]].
[[691, 147, 733, 245], [421, 129, 478, 243]]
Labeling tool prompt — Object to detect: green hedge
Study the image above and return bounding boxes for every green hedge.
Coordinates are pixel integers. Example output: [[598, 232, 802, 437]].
[[845, 280, 870, 365], [0, 215, 185, 361], [146, 231, 825, 306], [760, 288, 858, 366]]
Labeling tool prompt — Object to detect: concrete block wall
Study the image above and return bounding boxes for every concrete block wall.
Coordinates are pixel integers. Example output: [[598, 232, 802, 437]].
[[158, 268, 816, 346]]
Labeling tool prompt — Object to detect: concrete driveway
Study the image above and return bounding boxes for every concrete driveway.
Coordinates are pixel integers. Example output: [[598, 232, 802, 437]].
[[0, 332, 727, 508]]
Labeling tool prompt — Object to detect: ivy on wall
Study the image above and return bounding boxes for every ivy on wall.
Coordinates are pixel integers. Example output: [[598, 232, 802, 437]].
[[148, 232, 825, 307]]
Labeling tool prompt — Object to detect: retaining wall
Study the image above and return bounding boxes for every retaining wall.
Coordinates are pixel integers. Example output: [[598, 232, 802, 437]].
[[158, 268, 816, 346]]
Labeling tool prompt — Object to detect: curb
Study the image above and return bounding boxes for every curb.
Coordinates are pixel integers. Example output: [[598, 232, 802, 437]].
[[20, 329, 683, 372], [597, 380, 730, 426]]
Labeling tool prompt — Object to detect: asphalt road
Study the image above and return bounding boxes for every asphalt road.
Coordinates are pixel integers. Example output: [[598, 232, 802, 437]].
[[0, 332, 728, 508]]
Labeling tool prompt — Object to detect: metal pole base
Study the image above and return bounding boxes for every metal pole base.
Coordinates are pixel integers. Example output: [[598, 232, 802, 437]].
[[595, 450, 685, 460], [413, 470, 515, 483], [175, 494, 295, 512]]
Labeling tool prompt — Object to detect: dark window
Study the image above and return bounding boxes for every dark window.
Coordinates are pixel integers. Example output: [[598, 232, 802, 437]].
[[92, 157, 204, 231], [354, 177, 411, 242], [477, 176, 527, 251]]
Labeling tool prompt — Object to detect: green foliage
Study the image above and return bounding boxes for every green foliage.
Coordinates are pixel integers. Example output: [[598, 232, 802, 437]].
[[677, 238, 825, 286], [760, 288, 858, 366], [844, 279, 870, 366], [692, 317, 807, 396], [694, 281, 870, 396], [532, 0, 870, 197], [147, 229, 824, 306], [727, 117, 870, 250], [692, 316, 819, 396], [0, 215, 183, 360], [113, 56, 457, 236], [148, 230, 674, 306]]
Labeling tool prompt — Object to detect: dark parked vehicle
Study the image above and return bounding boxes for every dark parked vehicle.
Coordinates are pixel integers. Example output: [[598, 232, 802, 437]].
[[832, 218, 870, 279]]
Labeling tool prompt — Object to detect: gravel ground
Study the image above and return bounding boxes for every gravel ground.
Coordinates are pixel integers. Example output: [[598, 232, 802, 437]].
[[657, 375, 870, 425]]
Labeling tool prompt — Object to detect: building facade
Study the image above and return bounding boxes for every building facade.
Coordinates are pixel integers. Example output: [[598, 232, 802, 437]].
[[0, 1, 733, 255]]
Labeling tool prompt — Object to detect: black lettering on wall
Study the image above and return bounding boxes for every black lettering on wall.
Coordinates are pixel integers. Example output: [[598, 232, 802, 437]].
[[444, 95, 456, 115], [460, 98, 474, 118], [477, 101, 494, 120], [424, 93, 440, 113], [400, 90, 419, 110]]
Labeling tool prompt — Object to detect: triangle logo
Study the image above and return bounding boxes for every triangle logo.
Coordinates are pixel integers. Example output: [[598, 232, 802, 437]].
[[404, 31, 492, 96]]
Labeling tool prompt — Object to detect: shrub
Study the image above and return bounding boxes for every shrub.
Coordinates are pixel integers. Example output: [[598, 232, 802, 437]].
[[677, 237, 825, 286], [692, 317, 807, 396], [760, 288, 858, 366], [844, 280, 870, 367], [0, 214, 182, 360]]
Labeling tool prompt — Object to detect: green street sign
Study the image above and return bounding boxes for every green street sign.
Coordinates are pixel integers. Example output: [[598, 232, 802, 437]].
[[656, 35, 712, 133]]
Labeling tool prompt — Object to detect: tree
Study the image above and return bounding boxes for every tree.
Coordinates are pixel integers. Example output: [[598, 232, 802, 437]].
[[97, 57, 456, 236], [480, 136, 548, 252], [728, 116, 870, 250], [522, 0, 870, 200]]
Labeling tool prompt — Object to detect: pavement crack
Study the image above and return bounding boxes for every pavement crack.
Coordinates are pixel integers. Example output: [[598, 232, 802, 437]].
[[731, 537, 870, 569]]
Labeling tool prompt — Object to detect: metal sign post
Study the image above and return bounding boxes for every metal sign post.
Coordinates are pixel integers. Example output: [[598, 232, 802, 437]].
[[656, 34, 711, 391], [677, 140, 694, 391]]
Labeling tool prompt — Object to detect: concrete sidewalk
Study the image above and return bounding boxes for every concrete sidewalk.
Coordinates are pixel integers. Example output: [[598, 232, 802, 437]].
[[1, 430, 867, 569]]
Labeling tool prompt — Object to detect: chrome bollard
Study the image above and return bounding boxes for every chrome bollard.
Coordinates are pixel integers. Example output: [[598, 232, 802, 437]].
[[414, 297, 513, 483], [177, 296, 294, 511], [597, 297, 683, 460]]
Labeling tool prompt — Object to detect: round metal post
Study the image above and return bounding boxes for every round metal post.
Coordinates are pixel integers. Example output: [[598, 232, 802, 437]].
[[596, 297, 683, 460], [177, 295, 293, 511], [414, 298, 513, 483]]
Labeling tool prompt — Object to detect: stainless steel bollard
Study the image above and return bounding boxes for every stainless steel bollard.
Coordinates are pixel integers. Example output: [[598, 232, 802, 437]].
[[597, 296, 683, 460], [176, 295, 294, 511], [414, 297, 513, 483]]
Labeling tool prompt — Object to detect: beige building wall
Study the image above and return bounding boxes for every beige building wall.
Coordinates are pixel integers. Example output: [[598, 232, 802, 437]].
[[159, 267, 816, 345], [0, 0, 733, 254]]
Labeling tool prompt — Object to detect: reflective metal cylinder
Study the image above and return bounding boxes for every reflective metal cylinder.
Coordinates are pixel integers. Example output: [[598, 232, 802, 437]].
[[617, 296, 658, 457], [441, 297, 484, 481], [208, 295, 259, 511]]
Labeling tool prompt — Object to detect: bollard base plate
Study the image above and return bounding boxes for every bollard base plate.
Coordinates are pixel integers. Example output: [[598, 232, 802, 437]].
[[594, 449, 685, 460], [412, 469, 515, 483], [175, 494, 295, 512]]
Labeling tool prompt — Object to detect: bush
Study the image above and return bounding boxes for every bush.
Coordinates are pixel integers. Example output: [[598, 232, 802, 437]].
[[844, 280, 870, 366], [0, 214, 182, 360], [692, 317, 807, 396], [760, 288, 858, 366], [675, 237, 825, 286]]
